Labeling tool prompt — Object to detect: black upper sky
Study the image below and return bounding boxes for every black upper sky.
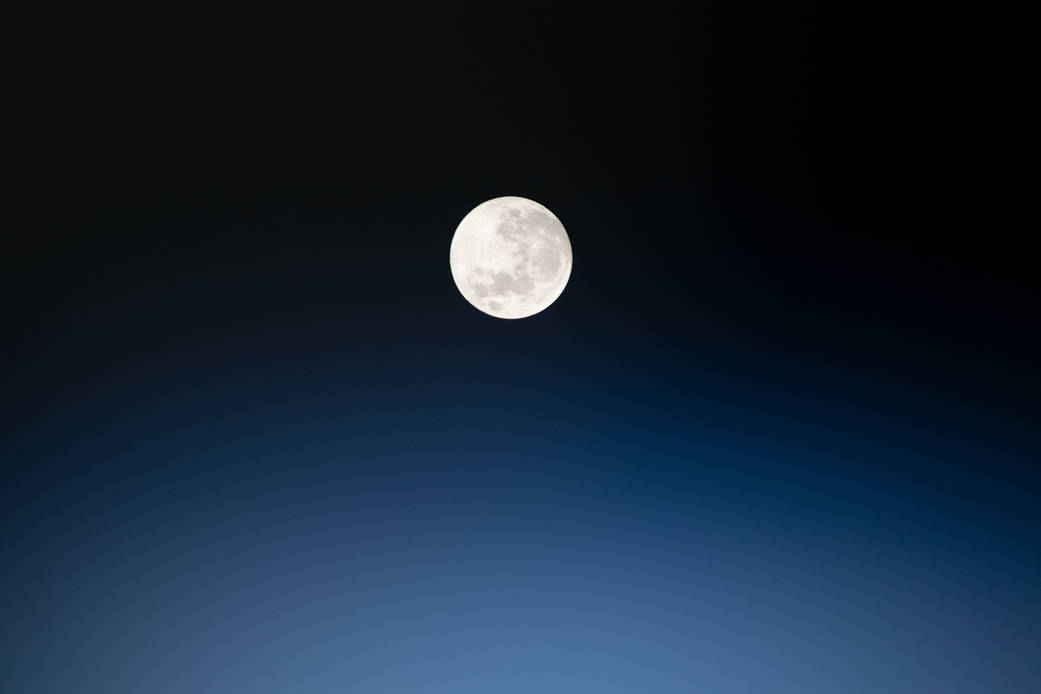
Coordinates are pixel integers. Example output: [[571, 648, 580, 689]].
[[10, 3, 1030, 368]]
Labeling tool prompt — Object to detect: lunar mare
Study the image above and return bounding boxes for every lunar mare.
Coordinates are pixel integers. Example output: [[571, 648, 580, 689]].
[[450, 196, 572, 319]]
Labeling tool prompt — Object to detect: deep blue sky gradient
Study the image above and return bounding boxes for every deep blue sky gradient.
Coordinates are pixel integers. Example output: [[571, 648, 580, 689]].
[[8, 209, 1039, 691]]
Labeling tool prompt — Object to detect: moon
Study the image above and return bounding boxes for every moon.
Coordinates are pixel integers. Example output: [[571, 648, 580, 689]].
[[449, 196, 573, 319]]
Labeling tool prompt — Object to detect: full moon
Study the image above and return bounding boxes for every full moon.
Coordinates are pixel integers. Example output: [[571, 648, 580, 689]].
[[449, 196, 573, 319]]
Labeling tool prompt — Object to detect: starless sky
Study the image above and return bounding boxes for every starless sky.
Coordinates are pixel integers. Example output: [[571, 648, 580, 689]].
[[5, 3, 1039, 693]]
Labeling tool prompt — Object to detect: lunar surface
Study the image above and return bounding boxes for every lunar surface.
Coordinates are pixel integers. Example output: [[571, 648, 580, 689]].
[[449, 197, 572, 319]]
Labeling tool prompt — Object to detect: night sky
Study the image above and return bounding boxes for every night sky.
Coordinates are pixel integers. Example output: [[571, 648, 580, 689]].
[[6, 3, 1039, 693]]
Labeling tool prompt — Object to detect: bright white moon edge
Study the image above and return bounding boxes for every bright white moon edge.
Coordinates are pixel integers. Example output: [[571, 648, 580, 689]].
[[449, 196, 572, 319]]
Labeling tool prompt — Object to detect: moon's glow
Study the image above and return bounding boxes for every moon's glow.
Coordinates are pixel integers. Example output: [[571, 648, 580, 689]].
[[450, 197, 572, 319]]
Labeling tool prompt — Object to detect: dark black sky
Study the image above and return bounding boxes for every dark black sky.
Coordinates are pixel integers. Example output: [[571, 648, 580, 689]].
[[6, 3, 1039, 693]]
